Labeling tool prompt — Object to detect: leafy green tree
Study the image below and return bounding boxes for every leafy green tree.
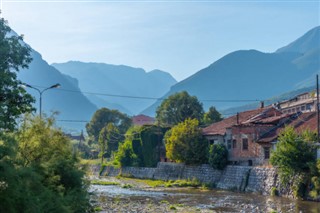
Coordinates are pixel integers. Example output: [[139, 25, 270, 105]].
[[270, 126, 316, 198], [164, 118, 207, 164], [0, 18, 34, 131], [203, 106, 223, 126], [270, 126, 315, 177], [98, 123, 120, 163], [16, 115, 90, 212], [156, 91, 204, 127], [208, 144, 228, 170], [86, 107, 132, 142], [115, 140, 138, 167], [309, 159, 320, 199]]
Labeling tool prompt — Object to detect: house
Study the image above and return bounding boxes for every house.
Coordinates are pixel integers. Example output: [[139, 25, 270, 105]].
[[132, 114, 155, 126], [203, 103, 319, 166], [202, 106, 269, 146], [277, 91, 317, 114]]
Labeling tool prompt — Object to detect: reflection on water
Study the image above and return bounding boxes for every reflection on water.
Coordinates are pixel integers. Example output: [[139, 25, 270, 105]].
[[90, 185, 320, 212]]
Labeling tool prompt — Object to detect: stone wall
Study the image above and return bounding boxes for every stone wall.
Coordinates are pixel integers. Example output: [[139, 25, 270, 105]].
[[99, 162, 280, 195], [245, 167, 277, 195]]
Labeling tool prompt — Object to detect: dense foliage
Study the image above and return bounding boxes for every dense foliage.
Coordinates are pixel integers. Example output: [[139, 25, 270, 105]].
[[309, 159, 320, 199], [86, 107, 132, 142], [208, 144, 228, 170], [115, 140, 138, 167], [156, 91, 204, 127], [0, 18, 34, 131], [164, 118, 207, 164], [203, 106, 223, 126], [270, 126, 317, 198], [98, 123, 120, 163], [0, 116, 91, 213], [114, 125, 165, 167]]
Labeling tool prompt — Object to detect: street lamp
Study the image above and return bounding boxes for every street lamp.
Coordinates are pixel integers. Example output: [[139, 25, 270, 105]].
[[22, 83, 61, 118]]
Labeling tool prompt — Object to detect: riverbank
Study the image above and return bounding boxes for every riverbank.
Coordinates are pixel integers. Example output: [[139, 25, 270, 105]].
[[89, 176, 319, 213]]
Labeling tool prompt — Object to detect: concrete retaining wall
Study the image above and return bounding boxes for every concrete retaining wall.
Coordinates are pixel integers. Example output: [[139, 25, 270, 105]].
[[100, 162, 280, 195]]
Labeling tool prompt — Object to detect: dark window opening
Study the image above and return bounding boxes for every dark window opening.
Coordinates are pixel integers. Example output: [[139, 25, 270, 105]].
[[227, 140, 231, 150], [209, 139, 215, 145], [264, 147, 270, 159], [242, 138, 248, 150], [232, 139, 237, 148]]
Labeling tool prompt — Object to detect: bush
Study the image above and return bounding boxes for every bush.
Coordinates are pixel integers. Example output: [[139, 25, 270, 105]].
[[0, 116, 91, 213], [208, 144, 228, 170], [270, 187, 278, 196], [115, 140, 139, 167]]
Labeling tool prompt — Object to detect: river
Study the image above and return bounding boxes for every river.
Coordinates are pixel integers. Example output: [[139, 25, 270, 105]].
[[89, 177, 320, 213]]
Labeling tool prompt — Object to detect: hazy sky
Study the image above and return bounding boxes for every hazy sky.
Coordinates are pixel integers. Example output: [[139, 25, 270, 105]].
[[2, 0, 319, 81]]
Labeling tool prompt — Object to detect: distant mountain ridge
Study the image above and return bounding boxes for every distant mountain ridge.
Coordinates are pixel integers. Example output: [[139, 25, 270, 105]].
[[52, 61, 177, 115], [142, 26, 320, 116], [17, 51, 98, 133]]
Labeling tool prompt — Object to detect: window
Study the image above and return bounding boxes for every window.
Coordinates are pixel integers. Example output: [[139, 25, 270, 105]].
[[209, 139, 215, 145], [233, 139, 237, 148], [301, 105, 306, 111], [306, 104, 312, 110], [264, 147, 270, 159], [227, 140, 231, 150], [242, 138, 248, 150]]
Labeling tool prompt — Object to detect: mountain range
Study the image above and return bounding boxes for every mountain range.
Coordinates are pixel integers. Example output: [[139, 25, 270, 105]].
[[17, 50, 99, 133], [51, 62, 177, 115], [16, 25, 319, 132], [142, 26, 320, 116]]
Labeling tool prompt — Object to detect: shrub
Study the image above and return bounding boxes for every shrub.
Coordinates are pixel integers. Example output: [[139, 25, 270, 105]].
[[208, 144, 228, 170]]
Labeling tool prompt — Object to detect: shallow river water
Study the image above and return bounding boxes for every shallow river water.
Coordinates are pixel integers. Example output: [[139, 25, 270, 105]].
[[90, 183, 320, 213]]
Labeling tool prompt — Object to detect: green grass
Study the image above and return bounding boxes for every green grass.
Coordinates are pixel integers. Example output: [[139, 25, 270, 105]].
[[160, 200, 170, 204], [122, 184, 133, 188], [118, 177, 201, 188], [94, 206, 103, 212], [80, 158, 101, 165], [169, 205, 177, 210], [91, 180, 120, 186]]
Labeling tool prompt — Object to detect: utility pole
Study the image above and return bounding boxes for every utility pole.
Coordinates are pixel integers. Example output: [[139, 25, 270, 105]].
[[317, 75, 319, 142]]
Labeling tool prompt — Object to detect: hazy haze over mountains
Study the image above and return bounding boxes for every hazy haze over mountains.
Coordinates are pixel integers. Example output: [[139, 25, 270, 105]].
[[17, 51, 98, 133], [16, 25, 319, 131], [52, 61, 177, 115], [142, 26, 320, 116]]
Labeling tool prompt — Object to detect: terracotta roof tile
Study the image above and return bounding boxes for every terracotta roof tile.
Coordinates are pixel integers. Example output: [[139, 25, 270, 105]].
[[257, 112, 317, 143], [202, 107, 272, 136]]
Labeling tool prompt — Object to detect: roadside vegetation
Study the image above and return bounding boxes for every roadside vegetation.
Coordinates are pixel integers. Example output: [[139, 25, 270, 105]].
[[270, 126, 320, 199], [0, 18, 91, 212]]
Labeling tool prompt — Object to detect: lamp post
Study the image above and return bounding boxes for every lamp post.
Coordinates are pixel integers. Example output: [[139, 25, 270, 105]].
[[22, 83, 61, 118]]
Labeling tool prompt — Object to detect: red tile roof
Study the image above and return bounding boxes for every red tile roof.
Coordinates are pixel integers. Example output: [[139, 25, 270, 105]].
[[202, 107, 273, 136], [257, 112, 317, 143], [132, 114, 155, 126]]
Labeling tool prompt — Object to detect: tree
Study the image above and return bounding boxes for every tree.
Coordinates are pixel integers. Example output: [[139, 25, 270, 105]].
[[86, 107, 132, 142], [115, 140, 138, 167], [98, 123, 120, 163], [203, 106, 223, 126], [270, 126, 316, 198], [16, 115, 90, 212], [0, 115, 90, 212], [270, 126, 315, 176], [208, 144, 228, 170], [156, 91, 204, 127], [0, 18, 34, 131], [164, 118, 207, 164]]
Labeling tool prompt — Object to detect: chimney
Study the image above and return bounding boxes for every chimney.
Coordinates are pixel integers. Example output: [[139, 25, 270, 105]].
[[236, 112, 239, 124], [260, 101, 264, 109]]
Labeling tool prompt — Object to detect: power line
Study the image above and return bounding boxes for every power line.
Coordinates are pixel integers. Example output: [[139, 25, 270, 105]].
[[24, 83, 262, 103], [56, 119, 89, 123]]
